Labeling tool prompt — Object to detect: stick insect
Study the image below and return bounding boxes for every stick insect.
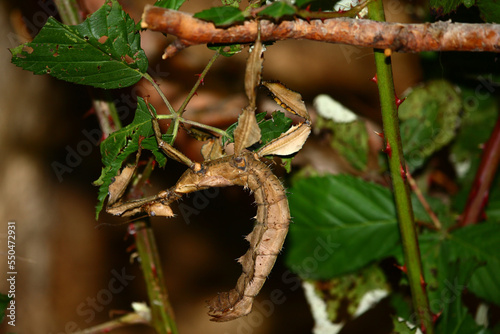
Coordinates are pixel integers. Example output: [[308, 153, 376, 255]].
[[106, 29, 311, 322]]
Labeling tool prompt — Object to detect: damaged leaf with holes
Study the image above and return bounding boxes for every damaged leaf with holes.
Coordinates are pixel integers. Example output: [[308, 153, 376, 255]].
[[10, 0, 147, 89], [399, 80, 462, 171], [94, 98, 172, 218]]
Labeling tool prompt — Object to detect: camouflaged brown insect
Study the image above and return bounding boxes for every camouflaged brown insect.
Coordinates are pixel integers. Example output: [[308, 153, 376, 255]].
[[172, 152, 290, 321]]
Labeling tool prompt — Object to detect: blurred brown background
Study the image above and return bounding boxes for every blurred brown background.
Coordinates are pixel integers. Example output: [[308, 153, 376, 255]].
[[0, 0, 422, 333]]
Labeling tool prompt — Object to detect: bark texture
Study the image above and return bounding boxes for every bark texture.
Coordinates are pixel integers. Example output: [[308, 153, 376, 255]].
[[141, 6, 500, 58]]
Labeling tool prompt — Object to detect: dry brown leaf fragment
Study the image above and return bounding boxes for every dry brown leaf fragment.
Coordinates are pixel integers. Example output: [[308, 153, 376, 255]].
[[263, 81, 310, 121], [258, 122, 311, 157], [108, 165, 136, 206], [233, 106, 262, 155], [144, 202, 174, 217], [245, 24, 263, 108], [201, 138, 225, 161]]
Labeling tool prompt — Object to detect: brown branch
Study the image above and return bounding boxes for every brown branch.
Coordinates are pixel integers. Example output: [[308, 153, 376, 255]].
[[141, 6, 500, 58], [460, 113, 500, 227]]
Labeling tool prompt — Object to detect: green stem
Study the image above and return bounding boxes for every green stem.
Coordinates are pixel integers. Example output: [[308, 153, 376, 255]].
[[133, 220, 178, 334], [180, 118, 229, 138], [148, 51, 220, 144], [52, 2, 179, 333], [177, 51, 220, 116], [53, 0, 81, 25], [368, 1, 434, 333], [143, 73, 176, 115]]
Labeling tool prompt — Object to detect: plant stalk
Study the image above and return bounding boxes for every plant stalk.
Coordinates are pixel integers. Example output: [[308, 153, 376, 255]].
[[133, 220, 178, 334], [368, 1, 434, 333], [52, 1, 179, 333], [53, 0, 81, 25], [460, 114, 500, 226], [177, 51, 220, 116]]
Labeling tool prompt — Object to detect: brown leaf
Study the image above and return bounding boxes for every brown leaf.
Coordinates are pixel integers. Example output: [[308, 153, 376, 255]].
[[233, 106, 261, 155], [145, 202, 174, 217], [257, 122, 311, 157], [108, 165, 135, 206], [262, 81, 310, 121], [201, 138, 225, 161], [245, 25, 263, 108]]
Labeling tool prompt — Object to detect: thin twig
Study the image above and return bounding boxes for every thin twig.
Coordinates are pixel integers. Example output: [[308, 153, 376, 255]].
[[73, 310, 151, 334], [407, 171, 442, 230], [141, 6, 500, 58], [460, 114, 500, 226], [177, 51, 220, 116]]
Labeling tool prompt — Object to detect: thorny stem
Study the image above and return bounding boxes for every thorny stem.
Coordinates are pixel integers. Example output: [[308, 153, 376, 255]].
[[151, 51, 220, 144], [177, 51, 220, 116], [144, 73, 176, 116], [460, 114, 500, 226], [368, 1, 434, 333], [52, 1, 179, 333], [133, 220, 179, 334]]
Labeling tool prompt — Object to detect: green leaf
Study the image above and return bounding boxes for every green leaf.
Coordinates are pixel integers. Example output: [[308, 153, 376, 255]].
[[485, 185, 500, 221], [94, 98, 172, 218], [430, 0, 476, 15], [258, 2, 297, 18], [451, 84, 497, 164], [413, 222, 500, 323], [10, 0, 147, 89], [478, 0, 500, 23], [316, 116, 369, 171], [153, 0, 186, 10], [222, 112, 266, 146], [399, 80, 462, 171], [446, 222, 500, 305], [286, 175, 401, 279], [258, 111, 293, 147], [0, 293, 11, 324], [193, 6, 245, 26], [295, 0, 314, 7], [431, 0, 500, 23], [434, 256, 487, 334], [222, 111, 293, 150]]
